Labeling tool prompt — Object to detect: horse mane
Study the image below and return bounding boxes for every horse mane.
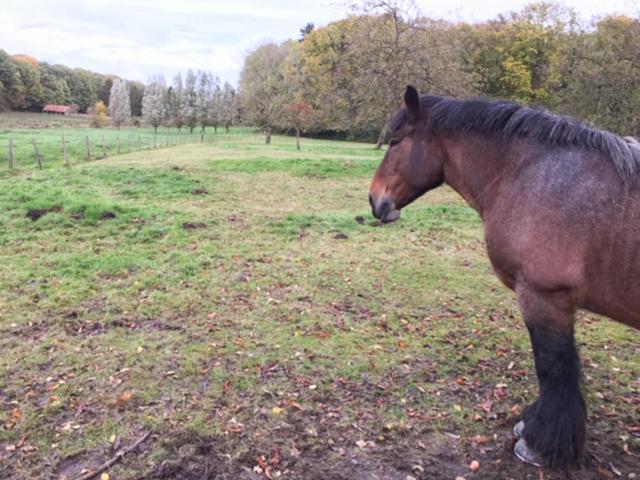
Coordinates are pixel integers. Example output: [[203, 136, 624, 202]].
[[389, 95, 640, 179]]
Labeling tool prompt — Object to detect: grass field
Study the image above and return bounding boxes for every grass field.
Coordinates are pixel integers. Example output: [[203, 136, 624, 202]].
[[0, 112, 219, 172], [0, 126, 638, 479]]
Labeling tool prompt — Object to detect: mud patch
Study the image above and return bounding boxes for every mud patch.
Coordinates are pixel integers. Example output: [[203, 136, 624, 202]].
[[100, 211, 117, 220], [26, 206, 62, 221], [191, 188, 208, 195], [53, 451, 102, 479], [182, 222, 207, 230]]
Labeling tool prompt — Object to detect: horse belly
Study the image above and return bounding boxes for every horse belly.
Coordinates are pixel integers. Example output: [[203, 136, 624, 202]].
[[582, 264, 640, 330]]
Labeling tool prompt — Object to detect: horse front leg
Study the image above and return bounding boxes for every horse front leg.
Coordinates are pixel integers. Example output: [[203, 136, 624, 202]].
[[515, 287, 586, 468]]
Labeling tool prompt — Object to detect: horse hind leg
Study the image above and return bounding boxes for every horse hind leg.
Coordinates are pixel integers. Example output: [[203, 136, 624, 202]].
[[516, 287, 586, 468]]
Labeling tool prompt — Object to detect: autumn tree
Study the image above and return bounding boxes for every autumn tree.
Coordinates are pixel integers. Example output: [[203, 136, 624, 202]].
[[464, 2, 577, 105], [239, 42, 293, 144], [108, 78, 131, 128], [557, 15, 640, 135], [92, 100, 108, 128]]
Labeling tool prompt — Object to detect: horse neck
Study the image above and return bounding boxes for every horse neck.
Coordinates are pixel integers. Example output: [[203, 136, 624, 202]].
[[438, 133, 512, 218]]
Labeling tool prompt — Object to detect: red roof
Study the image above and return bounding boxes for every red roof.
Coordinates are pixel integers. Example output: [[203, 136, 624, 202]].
[[43, 104, 71, 113]]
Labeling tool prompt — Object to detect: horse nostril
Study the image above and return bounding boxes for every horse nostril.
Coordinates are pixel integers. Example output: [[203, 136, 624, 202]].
[[380, 198, 389, 215]]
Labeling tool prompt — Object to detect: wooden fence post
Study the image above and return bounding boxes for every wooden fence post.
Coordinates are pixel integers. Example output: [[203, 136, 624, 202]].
[[8, 139, 14, 169], [101, 136, 107, 158], [117, 134, 121, 154], [85, 135, 91, 160], [33, 139, 42, 169], [154, 133, 157, 149], [62, 136, 69, 167]]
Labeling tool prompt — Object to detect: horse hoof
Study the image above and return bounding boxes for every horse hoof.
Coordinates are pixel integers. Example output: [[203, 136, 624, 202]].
[[514, 438, 544, 467], [513, 420, 525, 439]]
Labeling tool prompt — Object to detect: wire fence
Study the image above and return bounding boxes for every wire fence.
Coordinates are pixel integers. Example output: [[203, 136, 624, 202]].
[[0, 128, 218, 171]]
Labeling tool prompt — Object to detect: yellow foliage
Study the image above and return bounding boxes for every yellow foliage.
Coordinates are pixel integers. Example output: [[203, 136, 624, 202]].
[[93, 100, 108, 128]]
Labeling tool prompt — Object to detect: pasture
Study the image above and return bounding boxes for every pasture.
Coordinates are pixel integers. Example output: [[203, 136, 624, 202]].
[[0, 126, 638, 479]]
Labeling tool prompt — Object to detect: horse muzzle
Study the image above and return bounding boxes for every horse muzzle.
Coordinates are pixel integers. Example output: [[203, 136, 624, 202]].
[[369, 193, 401, 223]]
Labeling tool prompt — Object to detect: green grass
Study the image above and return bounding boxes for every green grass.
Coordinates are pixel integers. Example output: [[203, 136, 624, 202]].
[[0, 128, 638, 479], [0, 112, 253, 171]]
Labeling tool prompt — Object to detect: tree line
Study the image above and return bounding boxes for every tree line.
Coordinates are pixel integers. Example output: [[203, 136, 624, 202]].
[[99, 71, 237, 134], [0, 50, 238, 134], [238, 1, 640, 145], [141, 71, 237, 135], [0, 50, 145, 115]]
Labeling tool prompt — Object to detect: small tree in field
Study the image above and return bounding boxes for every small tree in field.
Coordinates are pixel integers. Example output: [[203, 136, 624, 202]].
[[92, 100, 108, 128], [282, 101, 314, 150], [109, 79, 131, 129], [142, 77, 166, 134]]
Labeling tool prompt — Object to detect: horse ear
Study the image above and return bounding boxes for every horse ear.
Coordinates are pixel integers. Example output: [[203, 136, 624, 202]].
[[404, 85, 420, 123]]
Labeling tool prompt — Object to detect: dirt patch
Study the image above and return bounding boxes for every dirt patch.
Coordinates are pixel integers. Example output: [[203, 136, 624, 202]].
[[333, 232, 349, 240], [53, 451, 102, 479], [26, 206, 62, 221], [138, 426, 637, 480], [355, 215, 366, 225], [70, 211, 86, 220], [182, 222, 207, 230], [100, 211, 117, 220], [191, 188, 209, 195]]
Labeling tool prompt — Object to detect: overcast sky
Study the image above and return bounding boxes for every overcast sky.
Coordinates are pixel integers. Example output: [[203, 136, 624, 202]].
[[1, 0, 637, 85]]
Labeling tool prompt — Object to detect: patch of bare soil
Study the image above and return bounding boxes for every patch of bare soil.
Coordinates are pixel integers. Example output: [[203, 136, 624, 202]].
[[26, 206, 62, 221], [182, 222, 207, 230], [100, 211, 117, 220], [138, 418, 638, 479]]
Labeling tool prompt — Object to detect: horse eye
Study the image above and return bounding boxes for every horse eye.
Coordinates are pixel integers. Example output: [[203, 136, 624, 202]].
[[389, 139, 399, 147]]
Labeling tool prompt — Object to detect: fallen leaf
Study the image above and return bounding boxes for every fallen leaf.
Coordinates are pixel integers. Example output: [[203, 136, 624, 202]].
[[470, 460, 480, 471], [597, 466, 614, 479], [473, 435, 491, 445], [101, 473, 111, 480], [116, 391, 133, 407], [269, 448, 281, 465]]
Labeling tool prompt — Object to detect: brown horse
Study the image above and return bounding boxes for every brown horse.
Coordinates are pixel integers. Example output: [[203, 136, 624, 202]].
[[369, 86, 640, 468]]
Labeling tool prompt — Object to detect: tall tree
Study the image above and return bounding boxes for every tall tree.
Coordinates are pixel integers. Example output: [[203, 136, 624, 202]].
[[182, 69, 198, 134], [220, 81, 237, 133], [129, 81, 145, 117], [168, 73, 185, 131], [108, 78, 131, 128], [142, 76, 166, 133], [239, 42, 293, 144]]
